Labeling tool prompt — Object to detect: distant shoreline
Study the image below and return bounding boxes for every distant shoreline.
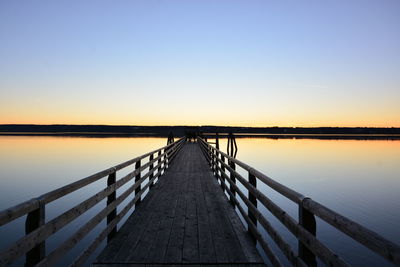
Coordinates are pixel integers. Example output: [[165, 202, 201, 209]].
[[1, 132, 400, 140], [1, 124, 400, 140]]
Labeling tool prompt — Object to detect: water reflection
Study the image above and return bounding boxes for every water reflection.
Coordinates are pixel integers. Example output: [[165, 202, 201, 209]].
[[0, 136, 166, 266], [218, 137, 400, 266], [226, 132, 238, 158], [0, 136, 399, 266]]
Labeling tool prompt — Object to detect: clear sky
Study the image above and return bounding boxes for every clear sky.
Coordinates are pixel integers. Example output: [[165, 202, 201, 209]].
[[0, 0, 399, 127]]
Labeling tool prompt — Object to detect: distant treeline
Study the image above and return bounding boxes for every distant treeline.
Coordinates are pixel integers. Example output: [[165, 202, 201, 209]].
[[1, 124, 400, 137]]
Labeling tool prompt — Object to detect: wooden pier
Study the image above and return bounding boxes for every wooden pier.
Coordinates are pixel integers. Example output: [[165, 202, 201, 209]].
[[1, 137, 400, 266], [95, 143, 263, 266]]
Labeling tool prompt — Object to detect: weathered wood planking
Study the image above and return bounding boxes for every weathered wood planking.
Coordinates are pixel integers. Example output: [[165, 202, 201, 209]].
[[94, 143, 264, 266]]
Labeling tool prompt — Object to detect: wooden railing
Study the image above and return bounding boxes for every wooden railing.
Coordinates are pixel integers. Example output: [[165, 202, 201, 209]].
[[0, 138, 185, 266], [198, 137, 400, 267]]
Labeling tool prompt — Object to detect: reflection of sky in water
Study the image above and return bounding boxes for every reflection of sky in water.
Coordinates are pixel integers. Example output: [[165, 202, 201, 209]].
[[0, 136, 399, 266], [217, 138, 400, 266], [0, 136, 166, 266]]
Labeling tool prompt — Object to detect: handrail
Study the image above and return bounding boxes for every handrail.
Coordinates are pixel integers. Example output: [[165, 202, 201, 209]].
[[198, 137, 304, 203], [0, 139, 182, 227], [216, 157, 347, 266], [197, 137, 400, 266], [0, 138, 185, 266]]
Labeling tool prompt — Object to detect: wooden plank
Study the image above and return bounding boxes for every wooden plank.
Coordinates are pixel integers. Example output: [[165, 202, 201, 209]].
[[94, 143, 264, 266], [126, 183, 175, 263], [146, 185, 181, 262], [195, 172, 217, 263], [218, 168, 302, 266], [96, 177, 165, 262], [163, 173, 188, 262], [218, 179, 283, 267], [71, 177, 159, 266], [109, 146, 189, 263], [199, 144, 262, 264], [197, 152, 252, 264], [221, 187, 264, 263], [182, 173, 199, 263], [0, 199, 39, 227], [203, 179, 248, 263], [201, 178, 230, 263], [99, 173, 167, 262], [147, 150, 188, 263], [37, 174, 158, 266]]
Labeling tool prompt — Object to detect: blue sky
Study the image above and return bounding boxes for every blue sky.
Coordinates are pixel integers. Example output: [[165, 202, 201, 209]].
[[1, 0, 399, 126]]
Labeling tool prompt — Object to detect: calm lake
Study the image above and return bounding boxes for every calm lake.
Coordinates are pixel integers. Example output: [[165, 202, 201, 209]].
[[0, 136, 399, 266]]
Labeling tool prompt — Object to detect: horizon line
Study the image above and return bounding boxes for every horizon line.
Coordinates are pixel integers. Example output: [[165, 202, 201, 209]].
[[1, 123, 400, 129]]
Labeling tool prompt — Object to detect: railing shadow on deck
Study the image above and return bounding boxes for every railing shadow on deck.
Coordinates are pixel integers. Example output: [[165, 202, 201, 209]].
[[197, 137, 400, 267], [0, 138, 185, 266]]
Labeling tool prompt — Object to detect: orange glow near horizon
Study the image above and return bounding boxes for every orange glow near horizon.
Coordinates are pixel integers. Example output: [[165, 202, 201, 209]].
[[1, 115, 399, 128], [1, 91, 399, 127]]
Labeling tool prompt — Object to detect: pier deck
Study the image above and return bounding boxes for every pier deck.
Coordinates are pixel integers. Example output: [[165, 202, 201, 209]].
[[94, 143, 264, 266]]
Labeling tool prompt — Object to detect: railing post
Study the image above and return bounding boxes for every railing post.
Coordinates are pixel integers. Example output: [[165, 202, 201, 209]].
[[165, 148, 169, 170], [220, 154, 226, 193], [157, 150, 162, 178], [107, 170, 117, 243], [135, 160, 141, 206], [221, 154, 225, 174], [213, 150, 217, 177], [299, 198, 317, 267], [210, 148, 215, 175], [215, 150, 220, 179], [25, 198, 45, 266], [248, 172, 257, 240], [208, 145, 212, 167], [149, 154, 154, 189], [206, 144, 211, 165], [229, 161, 236, 205]]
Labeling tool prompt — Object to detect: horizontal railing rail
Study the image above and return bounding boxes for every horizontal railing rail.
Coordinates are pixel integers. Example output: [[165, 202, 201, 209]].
[[0, 138, 186, 266], [197, 137, 400, 266]]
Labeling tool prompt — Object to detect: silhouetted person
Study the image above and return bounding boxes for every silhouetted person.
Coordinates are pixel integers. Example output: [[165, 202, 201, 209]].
[[167, 131, 174, 145]]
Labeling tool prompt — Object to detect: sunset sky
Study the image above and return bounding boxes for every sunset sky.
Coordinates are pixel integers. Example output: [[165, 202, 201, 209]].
[[1, 0, 399, 127]]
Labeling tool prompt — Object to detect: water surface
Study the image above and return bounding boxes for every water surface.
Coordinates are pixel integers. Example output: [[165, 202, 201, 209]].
[[0, 136, 399, 266], [218, 137, 400, 266], [0, 136, 166, 266]]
